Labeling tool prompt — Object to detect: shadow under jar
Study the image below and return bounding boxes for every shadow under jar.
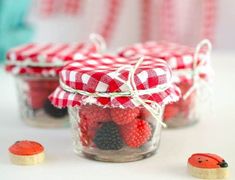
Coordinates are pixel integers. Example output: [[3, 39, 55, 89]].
[[49, 55, 180, 162]]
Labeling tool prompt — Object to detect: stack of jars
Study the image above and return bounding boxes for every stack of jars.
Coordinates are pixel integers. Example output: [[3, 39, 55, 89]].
[[6, 39, 212, 163]]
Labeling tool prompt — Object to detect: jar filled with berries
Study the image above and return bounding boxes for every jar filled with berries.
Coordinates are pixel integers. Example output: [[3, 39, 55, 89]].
[[5, 42, 97, 128], [50, 55, 180, 162], [118, 40, 212, 128]]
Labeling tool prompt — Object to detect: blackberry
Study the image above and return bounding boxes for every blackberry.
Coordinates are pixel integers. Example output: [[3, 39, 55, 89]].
[[43, 99, 67, 118], [93, 121, 123, 150]]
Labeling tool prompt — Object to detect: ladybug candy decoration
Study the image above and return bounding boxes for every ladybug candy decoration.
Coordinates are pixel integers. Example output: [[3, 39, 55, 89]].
[[5, 35, 105, 128], [188, 153, 228, 179], [118, 39, 213, 128], [50, 55, 180, 162]]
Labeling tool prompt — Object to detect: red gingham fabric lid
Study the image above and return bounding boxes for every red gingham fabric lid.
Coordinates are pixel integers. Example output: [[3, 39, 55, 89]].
[[5, 42, 97, 76], [118, 41, 208, 70], [49, 54, 181, 108]]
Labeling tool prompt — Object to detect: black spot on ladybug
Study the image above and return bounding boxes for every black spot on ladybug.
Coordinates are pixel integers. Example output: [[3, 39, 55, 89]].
[[198, 160, 202, 163], [218, 160, 228, 168], [15, 141, 20, 144]]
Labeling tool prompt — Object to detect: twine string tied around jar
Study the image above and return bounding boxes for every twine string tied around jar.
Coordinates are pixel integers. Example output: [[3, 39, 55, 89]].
[[60, 57, 174, 128], [183, 39, 212, 100]]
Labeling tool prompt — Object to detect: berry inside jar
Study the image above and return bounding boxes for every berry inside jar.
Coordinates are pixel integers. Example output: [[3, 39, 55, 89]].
[[69, 105, 161, 162], [163, 81, 197, 128], [17, 77, 68, 128]]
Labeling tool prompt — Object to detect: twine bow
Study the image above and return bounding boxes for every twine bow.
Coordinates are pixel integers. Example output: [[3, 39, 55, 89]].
[[60, 57, 173, 127], [113, 57, 173, 128], [183, 39, 212, 100]]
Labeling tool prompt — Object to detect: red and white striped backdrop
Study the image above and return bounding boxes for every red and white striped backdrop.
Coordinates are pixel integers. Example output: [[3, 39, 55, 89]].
[[33, 0, 217, 46], [141, 0, 152, 42], [201, 0, 217, 43], [40, 0, 82, 16]]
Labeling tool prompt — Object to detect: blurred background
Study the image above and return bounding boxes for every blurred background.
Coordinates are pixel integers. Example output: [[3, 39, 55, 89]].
[[0, 0, 234, 62]]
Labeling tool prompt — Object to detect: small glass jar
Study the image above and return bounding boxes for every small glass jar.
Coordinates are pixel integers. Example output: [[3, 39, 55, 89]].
[[50, 55, 180, 162], [6, 42, 98, 128], [118, 39, 212, 128], [163, 81, 197, 128], [15, 76, 68, 128], [69, 105, 162, 162]]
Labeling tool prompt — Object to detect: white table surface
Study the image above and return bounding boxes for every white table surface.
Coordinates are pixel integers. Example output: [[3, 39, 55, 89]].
[[0, 52, 234, 180]]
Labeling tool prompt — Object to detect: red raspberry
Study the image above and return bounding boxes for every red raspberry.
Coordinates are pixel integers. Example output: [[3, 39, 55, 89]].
[[80, 105, 111, 123], [163, 103, 180, 121], [26, 79, 59, 110], [27, 90, 50, 109], [120, 119, 152, 148], [177, 81, 192, 94], [79, 115, 100, 146], [27, 79, 59, 91], [42, 80, 59, 91], [110, 107, 140, 125]]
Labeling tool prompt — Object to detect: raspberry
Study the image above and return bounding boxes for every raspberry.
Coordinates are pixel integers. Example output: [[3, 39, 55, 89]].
[[120, 119, 152, 148], [27, 79, 59, 91], [27, 91, 49, 110], [110, 107, 140, 125], [177, 82, 192, 94], [80, 105, 111, 123], [93, 121, 123, 150], [43, 99, 67, 118], [79, 115, 100, 146], [26, 79, 59, 110], [163, 103, 180, 121]]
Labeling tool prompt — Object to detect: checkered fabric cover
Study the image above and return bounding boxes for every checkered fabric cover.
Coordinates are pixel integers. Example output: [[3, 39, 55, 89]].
[[118, 41, 208, 70], [5, 65, 62, 77], [5, 42, 97, 76], [118, 41, 211, 83], [49, 54, 180, 108]]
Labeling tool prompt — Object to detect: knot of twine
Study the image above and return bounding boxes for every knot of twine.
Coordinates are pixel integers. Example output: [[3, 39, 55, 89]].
[[183, 39, 212, 100], [60, 57, 173, 127]]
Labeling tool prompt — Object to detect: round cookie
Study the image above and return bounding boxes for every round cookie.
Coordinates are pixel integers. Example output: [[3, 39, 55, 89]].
[[188, 153, 228, 179], [9, 140, 45, 165]]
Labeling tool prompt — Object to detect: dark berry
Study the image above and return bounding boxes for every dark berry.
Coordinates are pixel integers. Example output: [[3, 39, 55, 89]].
[[43, 99, 67, 118], [93, 121, 123, 150]]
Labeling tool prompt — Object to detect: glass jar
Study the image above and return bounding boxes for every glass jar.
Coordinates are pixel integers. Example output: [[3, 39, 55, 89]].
[[6, 41, 101, 128], [49, 55, 180, 162], [15, 76, 68, 128], [163, 81, 197, 128], [68, 105, 162, 162], [118, 39, 212, 129]]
